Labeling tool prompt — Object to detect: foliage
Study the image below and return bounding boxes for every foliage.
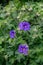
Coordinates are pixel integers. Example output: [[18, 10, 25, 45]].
[[0, 0, 43, 65]]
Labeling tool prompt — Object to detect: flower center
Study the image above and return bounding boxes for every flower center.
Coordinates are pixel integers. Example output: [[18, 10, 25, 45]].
[[23, 24, 27, 27], [12, 32, 14, 34], [22, 47, 25, 51]]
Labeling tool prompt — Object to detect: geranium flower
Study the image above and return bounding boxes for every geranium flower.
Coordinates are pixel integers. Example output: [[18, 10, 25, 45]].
[[9, 30, 16, 38], [18, 21, 30, 31], [18, 44, 29, 55]]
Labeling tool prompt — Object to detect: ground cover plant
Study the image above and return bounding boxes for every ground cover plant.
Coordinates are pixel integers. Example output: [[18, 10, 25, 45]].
[[0, 0, 43, 65]]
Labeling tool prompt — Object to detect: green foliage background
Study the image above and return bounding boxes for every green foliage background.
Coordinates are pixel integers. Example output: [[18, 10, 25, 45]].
[[0, 0, 43, 65]]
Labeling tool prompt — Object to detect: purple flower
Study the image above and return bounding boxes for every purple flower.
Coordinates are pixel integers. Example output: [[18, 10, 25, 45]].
[[18, 44, 29, 55], [9, 30, 16, 38], [18, 21, 30, 31]]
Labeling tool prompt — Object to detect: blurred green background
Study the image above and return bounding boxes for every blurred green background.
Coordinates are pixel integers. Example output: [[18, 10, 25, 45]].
[[0, 0, 43, 65]]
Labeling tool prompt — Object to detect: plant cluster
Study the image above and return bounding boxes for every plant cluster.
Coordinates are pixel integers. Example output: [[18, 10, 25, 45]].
[[0, 0, 43, 65]]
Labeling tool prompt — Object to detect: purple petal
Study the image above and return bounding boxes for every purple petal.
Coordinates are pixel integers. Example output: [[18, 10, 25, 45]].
[[18, 44, 29, 55], [18, 21, 30, 31], [9, 30, 16, 38]]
